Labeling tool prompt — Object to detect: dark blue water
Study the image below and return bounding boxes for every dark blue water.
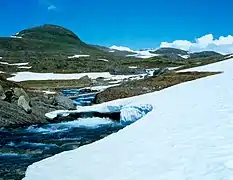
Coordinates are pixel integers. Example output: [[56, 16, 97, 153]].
[[60, 88, 97, 106], [0, 88, 126, 180]]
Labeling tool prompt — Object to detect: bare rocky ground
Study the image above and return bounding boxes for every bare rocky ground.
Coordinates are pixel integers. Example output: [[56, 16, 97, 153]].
[[94, 71, 220, 104], [0, 73, 77, 128]]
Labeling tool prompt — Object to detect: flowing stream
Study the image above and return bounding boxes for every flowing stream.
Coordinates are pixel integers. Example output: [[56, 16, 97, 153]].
[[0, 88, 126, 180]]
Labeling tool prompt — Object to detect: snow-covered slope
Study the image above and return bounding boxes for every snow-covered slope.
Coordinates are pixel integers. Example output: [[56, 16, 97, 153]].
[[24, 58, 233, 180]]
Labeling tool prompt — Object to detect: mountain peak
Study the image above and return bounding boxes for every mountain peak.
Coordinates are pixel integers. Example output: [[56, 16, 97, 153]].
[[14, 24, 81, 43]]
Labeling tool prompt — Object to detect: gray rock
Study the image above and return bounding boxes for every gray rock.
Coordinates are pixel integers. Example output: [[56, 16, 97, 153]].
[[0, 95, 67, 128], [14, 88, 30, 103], [79, 75, 92, 84], [153, 67, 169, 76], [18, 95, 32, 113], [0, 85, 6, 100], [53, 96, 76, 110]]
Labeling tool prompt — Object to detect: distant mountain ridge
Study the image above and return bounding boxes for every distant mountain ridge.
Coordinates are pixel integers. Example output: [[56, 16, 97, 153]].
[[109, 46, 223, 59], [0, 24, 227, 75]]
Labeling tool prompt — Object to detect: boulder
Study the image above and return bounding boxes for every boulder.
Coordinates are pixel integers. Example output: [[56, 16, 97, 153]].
[[0, 85, 6, 100], [13, 88, 30, 103], [18, 95, 32, 113], [79, 75, 92, 84], [0, 95, 67, 128], [53, 96, 76, 110]]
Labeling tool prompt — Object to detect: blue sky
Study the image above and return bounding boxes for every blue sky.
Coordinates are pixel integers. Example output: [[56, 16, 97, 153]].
[[0, 0, 233, 50]]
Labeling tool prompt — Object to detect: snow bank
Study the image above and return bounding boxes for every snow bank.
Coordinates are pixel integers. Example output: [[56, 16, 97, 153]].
[[24, 58, 233, 180], [7, 72, 145, 82], [68, 55, 90, 59], [120, 104, 153, 125], [45, 103, 152, 125], [178, 59, 229, 72]]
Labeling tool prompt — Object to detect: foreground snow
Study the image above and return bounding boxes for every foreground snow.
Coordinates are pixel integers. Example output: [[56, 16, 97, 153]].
[[24, 58, 233, 180], [7, 72, 145, 82]]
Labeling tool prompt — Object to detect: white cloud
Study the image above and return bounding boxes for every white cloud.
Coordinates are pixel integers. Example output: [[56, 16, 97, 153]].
[[47, 4, 56, 11], [160, 34, 233, 54]]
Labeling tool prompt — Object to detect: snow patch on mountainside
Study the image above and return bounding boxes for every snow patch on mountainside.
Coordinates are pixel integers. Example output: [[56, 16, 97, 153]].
[[11, 35, 23, 39], [0, 62, 29, 66], [98, 59, 109, 62], [68, 55, 90, 59], [24, 58, 233, 180], [179, 54, 190, 59], [110, 45, 160, 58], [128, 66, 137, 69], [127, 50, 160, 58], [110, 45, 134, 52], [17, 66, 32, 69]]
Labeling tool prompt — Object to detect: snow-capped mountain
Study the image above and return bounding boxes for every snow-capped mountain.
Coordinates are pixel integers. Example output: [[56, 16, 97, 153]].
[[109, 46, 223, 59], [109, 45, 160, 59]]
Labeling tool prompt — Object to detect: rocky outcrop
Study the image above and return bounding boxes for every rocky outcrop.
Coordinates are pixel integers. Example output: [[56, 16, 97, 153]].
[[18, 95, 32, 113], [0, 95, 67, 128], [0, 85, 72, 127], [79, 75, 92, 84], [14, 88, 30, 103], [53, 96, 76, 110]]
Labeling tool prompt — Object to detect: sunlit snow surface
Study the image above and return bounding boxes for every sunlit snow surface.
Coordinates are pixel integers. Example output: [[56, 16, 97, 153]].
[[24, 58, 233, 180]]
